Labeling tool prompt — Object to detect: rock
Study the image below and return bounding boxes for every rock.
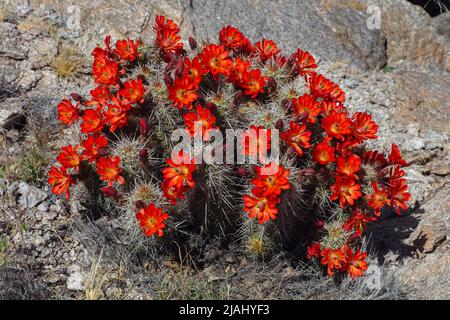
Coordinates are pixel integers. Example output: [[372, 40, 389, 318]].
[[407, 186, 450, 254], [37, 202, 50, 212], [0, 22, 28, 60], [28, 38, 58, 69], [17, 70, 42, 91], [0, 98, 26, 131], [67, 265, 86, 291], [374, 0, 450, 72], [184, 0, 387, 70], [396, 244, 450, 299], [433, 11, 450, 42], [16, 4, 33, 18], [13, 181, 48, 209], [404, 167, 435, 203]]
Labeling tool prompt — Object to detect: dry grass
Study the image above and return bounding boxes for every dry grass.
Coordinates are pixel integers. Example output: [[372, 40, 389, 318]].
[[155, 267, 234, 299], [85, 252, 108, 300], [51, 46, 85, 79]]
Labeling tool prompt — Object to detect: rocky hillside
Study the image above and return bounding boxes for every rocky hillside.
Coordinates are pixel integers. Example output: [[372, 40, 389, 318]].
[[0, 0, 449, 299]]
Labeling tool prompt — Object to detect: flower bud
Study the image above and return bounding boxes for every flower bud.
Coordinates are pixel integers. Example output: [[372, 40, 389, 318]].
[[139, 117, 149, 138], [70, 92, 84, 102], [281, 99, 293, 111], [135, 200, 145, 210], [314, 220, 325, 230], [233, 90, 245, 106], [266, 77, 277, 93], [206, 102, 218, 114], [275, 119, 284, 130], [163, 73, 173, 86], [302, 167, 316, 176], [237, 166, 248, 176], [175, 58, 185, 78], [189, 36, 198, 50], [139, 148, 149, 163], [101, 187, 119, 198]]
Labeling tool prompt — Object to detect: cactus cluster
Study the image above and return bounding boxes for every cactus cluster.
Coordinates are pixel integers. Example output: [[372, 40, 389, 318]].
[[48, 16, 410, 279]]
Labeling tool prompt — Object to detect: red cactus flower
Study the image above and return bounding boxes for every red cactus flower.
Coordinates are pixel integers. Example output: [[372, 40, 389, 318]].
[[96, 156, 125, 187], [322, 111, 352, 141], [252, 163, 291, 196], [56, 145, 81, 171], [57, 99, 79, 126], [312, 141, 336, 165], [240, 125, 271, 161], [342, 209, 376, 236], [307, 242, 321, 260], [119, 78, 145, 104], [104, 95, 132, 132], [80, 109, 104, 134], [183, 105, 217, 137], [243, 189, 279, 224], [290, 48, 317, 79], [136, 203, 169, 237], [219, 25, 248, 52], [92, 47, 111, 76], [241, 69, 267, 98], [362, 150, 388, 170], [389, 178, 410, 214], [228, 57, 250, 86], [352, 112, 378, 142], [81, 135, 108, 162], [162, 150, 196, 189], [199, 44, 233, 77], [329, 84, 345, 104], [330, 176, 362, 207], [281, 122, 312, 156], [388, 144, 408, 167], [320, 100, 343, 116], [308, 73, 335, 100], [336, 154, 361, 180], [114, 39, 140, 61], [48, 166, 75, 199], [366, 181, 390, 216], [162, 179, 188, 204], [344, 246, 368, 279], [94, 61, 120, 86], [156, 29, 183, 56], [85, 86, 111, 110], [183, 57, 203, 85], [320, 247, 346, 276], [168, 76, 198, 109], [255, 39, 280, 62], [153, 15, 179, 34], [291, 94, 321, 123]]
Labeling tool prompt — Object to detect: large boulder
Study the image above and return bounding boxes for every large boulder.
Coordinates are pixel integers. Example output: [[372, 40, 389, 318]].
[[183, 0, 387, 70]]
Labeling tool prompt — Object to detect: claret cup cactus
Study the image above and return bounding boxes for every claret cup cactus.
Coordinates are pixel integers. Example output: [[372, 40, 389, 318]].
[[49, 16, 410, 279]]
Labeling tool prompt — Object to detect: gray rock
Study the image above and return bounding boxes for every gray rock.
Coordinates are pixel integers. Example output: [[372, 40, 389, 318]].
[[14, 181, 48, 209], [67, 270, 86, 291], [0, 22, 28, 60], [37, 201, 50, 212], [0, 98, 25, 130], [373, 0, 450, 72], [27, 38, 58, 69], [183, 0, 386, 70], [17, 70, 42, 91], [66, 264, 87, 291], [433, 11, 450, 42], [16, 4, 33, 18]]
